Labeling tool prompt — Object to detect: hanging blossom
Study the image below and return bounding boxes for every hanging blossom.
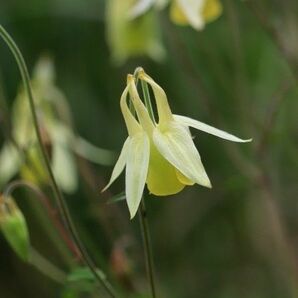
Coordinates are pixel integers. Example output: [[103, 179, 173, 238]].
[[103, 69, 251, 218], [105, 0, 165, 65], [0, 55, 115, 193], [129, 0, 222, 30]]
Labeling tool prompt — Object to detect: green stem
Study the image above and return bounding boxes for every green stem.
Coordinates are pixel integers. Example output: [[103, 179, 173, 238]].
[[30, 247, 67, 284], [3, 180, 82, 260], [135, 70, 157, 298], [141, 80, 155, 124], [0, 25, 117, 298], [138, 199, 156, 298]]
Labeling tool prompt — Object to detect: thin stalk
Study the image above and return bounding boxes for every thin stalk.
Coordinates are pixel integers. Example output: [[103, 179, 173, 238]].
[[0, 25, 117, 298], [30, 247, 67, 284], [138, 199, 156, 298], [3, 180, 81, 259], [141, 80, 156, 124], [135, 71, 157, 298], [133, 67, 155, 122]]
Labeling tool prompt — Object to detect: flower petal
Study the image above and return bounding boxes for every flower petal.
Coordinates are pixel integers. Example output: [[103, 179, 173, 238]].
[[0, 143, 21, 187], [153, 122, 211, 188], [128, 0, 155, 19], [106, 0, 165, 65], [155, 0, 170, 9], [102, 138, 130, 192], [139, 71, 173, 125], [127, 75, 154, 134], [52, 142, 78, 194], [126, 133, 150, 219], [173, 0, 205, 30], [120, 85, 143, 136], [174, 115, 252, 143], [175, 170, 195, 186], [202, 0, 222, 23], [147, 145, 185, 196]]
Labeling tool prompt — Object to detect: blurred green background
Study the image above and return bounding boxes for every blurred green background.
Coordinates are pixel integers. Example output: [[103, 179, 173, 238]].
[[0, 0, 298, 297]]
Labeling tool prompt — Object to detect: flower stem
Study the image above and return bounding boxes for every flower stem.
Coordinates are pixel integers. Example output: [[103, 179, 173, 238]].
[[0, 25, 117, 298], [135, 71, 157, 297], [138, 199, 156, 298], [30, 247, 67, 284], [3, 180, 82, 260], [141, 80, 156, 124]]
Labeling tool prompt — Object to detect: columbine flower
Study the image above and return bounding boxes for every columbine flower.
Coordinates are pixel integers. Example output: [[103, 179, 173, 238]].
[[170, 0, 222, 30], [105, 0, 165, 65], [130, 0, 222, 30], [103, 69, 251, 219], [0, 55, 114, 193]]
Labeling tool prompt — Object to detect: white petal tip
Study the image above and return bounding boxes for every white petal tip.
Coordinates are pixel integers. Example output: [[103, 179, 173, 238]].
[[234, 138, 253, 143], [244, 138, 253, 143], [129, 209, 138, 220], [193, 23, 204, 31], [196, 178, 212, 189], [231, 137, 253, 143], [101, 185, 109, 193], [204, 181, 212, 189]]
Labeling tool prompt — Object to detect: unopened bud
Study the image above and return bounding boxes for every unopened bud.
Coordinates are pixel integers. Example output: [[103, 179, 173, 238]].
[[0, 196, 30, 261]]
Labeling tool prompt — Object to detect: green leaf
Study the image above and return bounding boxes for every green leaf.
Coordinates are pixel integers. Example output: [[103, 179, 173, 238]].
[[67, 267, 105, 283], [64, 267, 106, 295]]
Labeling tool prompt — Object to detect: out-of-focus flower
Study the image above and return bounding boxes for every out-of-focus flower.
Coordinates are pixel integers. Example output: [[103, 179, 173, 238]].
[[130, 0, 222, 30], [105, 0, 165, 65], [0, 195, 30, 261], [103, 69, 251, 218], [170, 0, 222, 30], [0, 55, 115, 193]]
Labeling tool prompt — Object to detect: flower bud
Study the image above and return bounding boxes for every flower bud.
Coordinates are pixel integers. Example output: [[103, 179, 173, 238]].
[[0, 196, 30, 261]]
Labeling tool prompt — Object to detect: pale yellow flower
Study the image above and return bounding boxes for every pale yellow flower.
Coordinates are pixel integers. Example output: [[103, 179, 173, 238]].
[[130, 0, 222, 30], [170, 0, 222, 30], [103, 69, 251, 218], [106, 0, 165, 65], [0, 56, 114, 193]]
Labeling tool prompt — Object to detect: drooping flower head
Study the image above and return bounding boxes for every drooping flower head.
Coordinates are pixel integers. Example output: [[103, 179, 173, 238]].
[[106, 0, 222, 64], [0, 55, 115, 193], [130, 0, 222, 30], [103, 68, 251, 218], [170, 0, 222, 30], [106, 0, 165, 65]]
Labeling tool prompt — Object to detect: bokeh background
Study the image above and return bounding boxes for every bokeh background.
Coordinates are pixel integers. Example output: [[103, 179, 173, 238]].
[[0, 0, 298, 297]]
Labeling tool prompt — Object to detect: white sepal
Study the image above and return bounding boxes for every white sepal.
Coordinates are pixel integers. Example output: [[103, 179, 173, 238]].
[[128, 0, 155, 19], [102, 138, 130, 192], [125, 133, 150, 219], [174, 115, 252, 143], [153, 122, 211, 188]]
